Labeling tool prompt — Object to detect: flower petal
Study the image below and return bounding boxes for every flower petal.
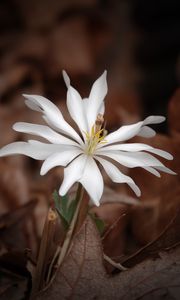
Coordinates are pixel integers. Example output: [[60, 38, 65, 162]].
[[155, 166, 177, 175], [95, 156, 141, 197], [40, 148, 82, 175], [147, 148, 173, 160], [101, 122, 144, 146], [137, 126, 156, 138], [66, 86, 88, 134], [100, 115, 165, 147], [23, 94, 83, 144], [13, 122, 79, 146], [62, 70, 70, 87], [96, 150, 164, 168], [59, 154, 87, 196], [86, 71, 107, 129], [79, 157, 104, 206], [98, 143, 153, 152], [143, 167, 161, 177], [143, 115, 166, 125], [0, 141, 63, 160], [97, 143, 173, 160]]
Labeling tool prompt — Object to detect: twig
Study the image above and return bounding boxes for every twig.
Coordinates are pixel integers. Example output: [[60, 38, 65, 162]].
[[103, 254, 128, 271], [30, 208, 57, 299]]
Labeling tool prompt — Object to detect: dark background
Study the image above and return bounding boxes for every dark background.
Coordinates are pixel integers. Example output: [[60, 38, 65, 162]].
[[0, 0, 180, 132]]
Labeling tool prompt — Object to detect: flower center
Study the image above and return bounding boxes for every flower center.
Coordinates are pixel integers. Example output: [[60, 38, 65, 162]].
[[84, 114, 107, 155]]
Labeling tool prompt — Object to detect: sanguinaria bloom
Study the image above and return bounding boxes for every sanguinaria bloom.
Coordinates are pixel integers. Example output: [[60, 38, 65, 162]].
[[0, 71, 175, 206]]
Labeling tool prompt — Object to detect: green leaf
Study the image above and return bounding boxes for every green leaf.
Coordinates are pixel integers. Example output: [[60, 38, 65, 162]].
[[89, 213, 105, 236], [53, 190, 69, 229], [66, 198, 78, 224]]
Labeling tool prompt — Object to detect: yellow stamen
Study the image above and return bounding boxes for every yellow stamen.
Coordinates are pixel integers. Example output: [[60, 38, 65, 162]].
[[84, 115, 107, 155]]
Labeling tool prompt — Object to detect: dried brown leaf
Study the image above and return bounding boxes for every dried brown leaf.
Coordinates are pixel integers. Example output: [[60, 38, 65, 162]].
[[35, 217, 180, 300], [0, 251, 31, 300], [123, 208, 180, 268], [0, 200, 37, 252]]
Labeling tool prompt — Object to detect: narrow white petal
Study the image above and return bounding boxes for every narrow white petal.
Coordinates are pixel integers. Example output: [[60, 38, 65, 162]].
[[102, 122, 143, 146], [23, 94, 83, 144], [66, 86, 88, 134], [98, 143, 153, 152], [24, 99, 42, 112], [127, 182, 141, 197], [155, 166, 177, 175], [99, 115, 166, 148], [95, 156, 141, 197], [24, 94, 63, 118], [96, 150, 164, 168], [95, 156, 134, 183], [82, 97, 105, 124], [86, 71, 107, 129], [0, 141, 63, 160], [59, 154, 87, 196], [143, 166, 161, 177], [147, 148, 173, 160], [13, 122, 79, 146], [143, 115, 165, 125], [40, 148, 82, 175], [79, 157, 104, 206], [99, 101, 105, 115], [138, 126, 156, 138], [98, 143, 173, 161], [62, 70, 70, 87]]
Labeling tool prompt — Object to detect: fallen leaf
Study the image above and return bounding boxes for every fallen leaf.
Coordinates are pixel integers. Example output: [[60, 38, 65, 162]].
[[35, 217, 180, 300], [0, 251, 31, 300], [0, 200, 37, 252], [123, 208, 180, 267]]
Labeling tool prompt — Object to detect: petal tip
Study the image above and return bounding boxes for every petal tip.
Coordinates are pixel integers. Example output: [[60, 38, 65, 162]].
[[40, 166, 46, 176], [22, 93, 31, 99], [62, 70, 70, 87]]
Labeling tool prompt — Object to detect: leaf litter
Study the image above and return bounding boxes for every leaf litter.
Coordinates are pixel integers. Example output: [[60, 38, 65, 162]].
[[0, 1, 180, 299], [35, 216, 180, 300]]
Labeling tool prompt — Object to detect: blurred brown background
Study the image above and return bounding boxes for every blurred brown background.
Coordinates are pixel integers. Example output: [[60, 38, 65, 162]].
[[0, 0, 180, 269]]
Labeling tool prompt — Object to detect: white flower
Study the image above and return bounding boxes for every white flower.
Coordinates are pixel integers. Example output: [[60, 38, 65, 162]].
[[0, 71, 175, 206]]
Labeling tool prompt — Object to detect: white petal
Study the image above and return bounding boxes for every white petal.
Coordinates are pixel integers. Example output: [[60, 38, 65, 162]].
[[59, 154, 87, 196], [98, 143, 153, 152], [0, 141, 63, 160], [82, 97, 105, 124], [96, 150, 164, 168], [102, 122, 144, 146], [98, 143, 173, 161], [66, 86, 88, 134], [40, 148, 82, 175], [95, 156, 141, 197], [79, 157, 104, 206], [86, 71, 107, 129], [100, 115, 166, 147], [138, 126, 156, 138], [62, 70, 70, 87], [143, 115, 165, 125], [147, 148, 173, 160], [23, 94, 83, 144], [13, 122, 79, 146], [128, 182, 141, 197], [24, 94, 63, 117], [143, 166, 161, 177], [155, 166, 176, 175]]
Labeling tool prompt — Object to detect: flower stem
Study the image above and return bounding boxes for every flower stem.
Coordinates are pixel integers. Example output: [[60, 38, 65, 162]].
[[57, 183, 84, 267]]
